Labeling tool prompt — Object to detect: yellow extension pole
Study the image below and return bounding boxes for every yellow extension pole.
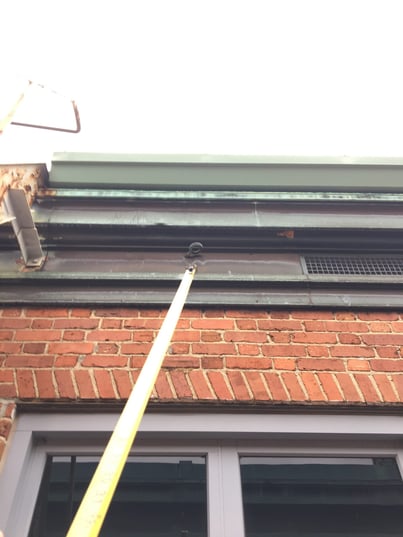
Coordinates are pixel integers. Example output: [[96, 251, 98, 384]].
[[66, 266, 197, 537], [0, 80, 32, 134]]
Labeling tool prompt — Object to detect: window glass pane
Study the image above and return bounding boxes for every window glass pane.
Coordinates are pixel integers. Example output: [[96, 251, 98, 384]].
[[240, 456, 403, 537], [29, 455, 207, 537]]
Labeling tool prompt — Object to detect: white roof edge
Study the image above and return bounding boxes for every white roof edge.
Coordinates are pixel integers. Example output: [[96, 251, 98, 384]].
[[51, 152, 403, 166]]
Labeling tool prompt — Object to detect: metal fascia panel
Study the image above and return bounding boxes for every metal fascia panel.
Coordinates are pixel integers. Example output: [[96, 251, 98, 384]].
[[49, 154, 403, 192]]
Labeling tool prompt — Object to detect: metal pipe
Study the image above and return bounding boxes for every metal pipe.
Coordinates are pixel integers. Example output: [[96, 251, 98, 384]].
[[66, 265, 196, 537]]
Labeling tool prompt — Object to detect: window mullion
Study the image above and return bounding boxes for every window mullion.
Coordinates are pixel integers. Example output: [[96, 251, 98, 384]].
[[220, 446, 245, 537]]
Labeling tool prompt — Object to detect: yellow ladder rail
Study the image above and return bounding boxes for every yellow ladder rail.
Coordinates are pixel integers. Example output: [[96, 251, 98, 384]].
[[66, 266, 197, 537]]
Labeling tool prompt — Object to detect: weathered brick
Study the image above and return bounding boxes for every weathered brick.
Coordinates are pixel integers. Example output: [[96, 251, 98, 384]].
[[372, 374, 399, 403], [307, 345, 329, 357], [201, 356, 224, 369], [0, 370, 13, 383], [5, 355, 54, 368], [258, 319, 302, 331], [31, 319, 53, 329], [63, 330, 85, 341], [330, 346, 375, 358], [207, 371, 233, 400], [226, 309, 267, 319], [70, 308, 93, 317], [368, 322, 392, 333], [172, 330, 200, 342], [354, 375, 381, 403], [3, 403, 16, 419], [95, 308, 139, 318], [124, 318, 162, 329], [323, 321, 369, 333], [96, 343, 119, 354], [54, 318, 99, 329], [25, 308, 69, 317], [336, 374, 363, 402], [131, 356, 146, 368], [188, 370, 215, 400], [269, 311, 290, 319], [35, 370, 57, 399], [236, 319, 257, 330], [192, 343, 236, 355], [176, 308, 201, 318], [370, 359, 403, 372], [169, 343, 190, 354], [269, 332, 292, 343], [164, 356, 200, 368], [262, 345, 306, 358], [224, 331, 267, 343], [227, 371, 251, 400], [121, 343, 151, 355], [317, 373, 343, 402], [55, 370, 76, 399], [0, 419, 12, 439], [82, 355, 127, 367], [291, 311, 334, 320], [169, 371, 193, 398], [74, 370, 97, 399], [1, 308, 22, 317], [0, 318, 30, 329], [358, 312, 398, 321], [23, 343, 46, 354], [0, 331, 14, 341], [113, 370, 133, 398], [94, 370, 116, 399], [238, 344, 261, 356], [48, 342, 94, 354], [375, 346, 400, 358], [226, 357, 272, 370], [191, 319, 234, 330], [263, 372, 289, 401], [297, 358, 344, 371], [347, 359, 370, 371], [54, 356, 78, 367], [0, 342, 22, 354], [281, 373, 307, 401], [132, 330, 155, 342], [16, 369, 36, 398], [244, 371, 269, 400], [292, 333, 337, 344], [139, 309, 164, 318], [101, 319, 122, 329], [304, 320, 326, 331], [201, 331, 222, 342], [273, 358, 296, 370], [335, 312, 357, 321], [338, 333, 362, 345], [362, 334, 403, 346], [155, 371, 175, 399], [300, 372, 326, 402], [0, 384, 18, 398], [87, 330, 131, 342]]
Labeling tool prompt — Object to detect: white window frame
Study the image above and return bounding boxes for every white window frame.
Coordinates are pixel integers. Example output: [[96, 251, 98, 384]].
[[1, 412, 403, 537]]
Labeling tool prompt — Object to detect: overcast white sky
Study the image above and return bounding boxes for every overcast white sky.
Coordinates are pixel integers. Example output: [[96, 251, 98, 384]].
[[1, 0, 403, 162]]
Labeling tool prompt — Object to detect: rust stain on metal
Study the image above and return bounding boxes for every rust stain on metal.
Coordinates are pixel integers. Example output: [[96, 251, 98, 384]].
[[0, 165, 46, 222], [277, 230, 295, 239], [36, 188, 58, 198]]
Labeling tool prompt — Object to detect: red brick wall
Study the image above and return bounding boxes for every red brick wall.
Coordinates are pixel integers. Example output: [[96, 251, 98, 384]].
[[1, 306, 403, 461]]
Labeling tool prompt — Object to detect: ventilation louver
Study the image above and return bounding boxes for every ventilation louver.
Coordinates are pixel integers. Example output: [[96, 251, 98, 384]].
[[303, 255, 403, 276]]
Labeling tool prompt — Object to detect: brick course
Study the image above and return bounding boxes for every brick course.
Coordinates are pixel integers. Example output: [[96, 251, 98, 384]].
[[2, 307, 403, 461]]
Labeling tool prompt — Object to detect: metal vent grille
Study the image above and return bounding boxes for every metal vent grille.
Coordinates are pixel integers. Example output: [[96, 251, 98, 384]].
[[304, 255, 403, 276]]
